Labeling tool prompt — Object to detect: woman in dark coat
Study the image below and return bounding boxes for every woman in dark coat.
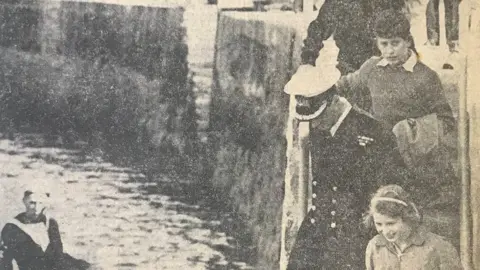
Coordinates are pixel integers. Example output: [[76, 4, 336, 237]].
[[0, 189, 90, 270]]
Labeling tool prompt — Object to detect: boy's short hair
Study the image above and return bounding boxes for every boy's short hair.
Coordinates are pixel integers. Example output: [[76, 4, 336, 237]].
[[373, 10, 411, 40]]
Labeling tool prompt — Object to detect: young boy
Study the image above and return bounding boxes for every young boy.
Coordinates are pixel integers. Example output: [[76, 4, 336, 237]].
[[336, 10, 458, 245], [335, 10, 455, 132]]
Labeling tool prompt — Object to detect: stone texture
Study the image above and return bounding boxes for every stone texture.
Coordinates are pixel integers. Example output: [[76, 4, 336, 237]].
[[40, 1, 187, 82], [0, 1, 196, 175], [209, 11, 303, 270]]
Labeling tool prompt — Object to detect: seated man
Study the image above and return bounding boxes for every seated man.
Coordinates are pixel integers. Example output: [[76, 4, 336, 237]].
[[0, 188, 90, 270]]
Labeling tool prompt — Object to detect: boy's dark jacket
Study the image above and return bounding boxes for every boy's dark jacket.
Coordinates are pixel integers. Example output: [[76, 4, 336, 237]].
[[303, 0, 406, 74]]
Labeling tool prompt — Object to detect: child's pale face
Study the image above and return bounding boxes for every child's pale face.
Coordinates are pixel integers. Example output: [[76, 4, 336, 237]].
[[376, 37, 411, 66], [373, 212, 412, 244]]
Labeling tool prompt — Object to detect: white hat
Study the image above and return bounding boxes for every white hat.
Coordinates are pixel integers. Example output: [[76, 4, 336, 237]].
[[284, 35, 341, 97]]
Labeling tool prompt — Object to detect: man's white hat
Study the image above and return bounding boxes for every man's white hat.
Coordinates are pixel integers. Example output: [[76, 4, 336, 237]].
[[284, 35, 341, 97]]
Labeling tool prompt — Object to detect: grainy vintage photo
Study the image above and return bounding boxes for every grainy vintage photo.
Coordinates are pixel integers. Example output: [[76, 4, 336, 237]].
[[0, 0, 477, 269]]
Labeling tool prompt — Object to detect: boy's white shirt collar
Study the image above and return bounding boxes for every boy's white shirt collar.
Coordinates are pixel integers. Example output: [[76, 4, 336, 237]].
[[376, 50, 417, 72]]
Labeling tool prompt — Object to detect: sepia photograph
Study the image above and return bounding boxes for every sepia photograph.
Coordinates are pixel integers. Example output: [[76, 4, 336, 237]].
[[0, 0, 477, 269]]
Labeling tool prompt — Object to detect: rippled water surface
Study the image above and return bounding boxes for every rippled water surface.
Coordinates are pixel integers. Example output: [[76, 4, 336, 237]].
[[0, 134, 254, 270]]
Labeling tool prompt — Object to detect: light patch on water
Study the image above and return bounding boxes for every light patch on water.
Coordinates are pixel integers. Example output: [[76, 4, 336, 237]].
[[0, 135, 253, 269]]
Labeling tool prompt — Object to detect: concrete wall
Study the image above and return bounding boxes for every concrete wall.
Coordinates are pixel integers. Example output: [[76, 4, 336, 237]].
[[209, 11, 307, 269]]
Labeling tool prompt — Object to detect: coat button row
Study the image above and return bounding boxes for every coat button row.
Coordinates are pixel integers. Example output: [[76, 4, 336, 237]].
[[310, 206, 335, 214], [309, 219, 337, 228], [310, 183, 336, 190]]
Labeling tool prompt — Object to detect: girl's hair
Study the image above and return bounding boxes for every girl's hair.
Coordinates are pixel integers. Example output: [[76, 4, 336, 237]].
[[364, 184, 422, 230]]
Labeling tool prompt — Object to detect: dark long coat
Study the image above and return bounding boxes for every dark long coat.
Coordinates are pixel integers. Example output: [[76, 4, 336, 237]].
[[302, 0, 406, 74], [287, 102, 410, 270]]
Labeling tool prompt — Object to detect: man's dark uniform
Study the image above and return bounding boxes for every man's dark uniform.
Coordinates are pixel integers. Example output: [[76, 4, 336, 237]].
[[286, 88, 410, 270], [302, 0, 406, 74], [0, 213, 90, 270]]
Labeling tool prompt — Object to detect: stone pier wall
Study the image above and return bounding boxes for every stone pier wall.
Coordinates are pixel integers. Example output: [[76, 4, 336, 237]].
[[209, 11, 308, 269], [0, 0, 197, 174]]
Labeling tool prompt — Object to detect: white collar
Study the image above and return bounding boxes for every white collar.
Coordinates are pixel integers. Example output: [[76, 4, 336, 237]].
[[376, 50, 417, 72], [8, 217, 50, 251], [330, 97, 352, 136]]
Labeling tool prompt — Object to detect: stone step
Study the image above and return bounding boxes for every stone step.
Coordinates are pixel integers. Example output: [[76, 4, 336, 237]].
[[190, 66, 214, 75], [191, 75, 213, 90], [183, 3, 217, 132]]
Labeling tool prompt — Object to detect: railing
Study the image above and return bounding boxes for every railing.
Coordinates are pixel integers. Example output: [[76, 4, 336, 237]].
[[215, 0, 320, 13]]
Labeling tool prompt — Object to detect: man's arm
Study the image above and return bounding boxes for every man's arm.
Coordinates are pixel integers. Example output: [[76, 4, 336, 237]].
[[334, 57, 377, 108], [0, 226, 14, 270], [48, 219, 63, 256], [301, 0, 336, 66]]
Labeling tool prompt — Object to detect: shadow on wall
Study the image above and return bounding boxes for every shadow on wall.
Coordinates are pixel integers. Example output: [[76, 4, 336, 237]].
[[208, 20, 291, 268], [0, 0, 41, 52], [221, 34, 268, 157], [0, 1, 202, 177], [0, 47, 200, 177], [55, 3, 188, 82]]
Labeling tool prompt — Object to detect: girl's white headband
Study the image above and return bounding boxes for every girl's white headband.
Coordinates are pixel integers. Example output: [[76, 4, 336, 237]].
[[371, 196, 421, 218], [371, 197, 408, 206]]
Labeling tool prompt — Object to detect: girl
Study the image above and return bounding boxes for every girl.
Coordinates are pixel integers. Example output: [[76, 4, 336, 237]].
[[364, 184, 462, 269]]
